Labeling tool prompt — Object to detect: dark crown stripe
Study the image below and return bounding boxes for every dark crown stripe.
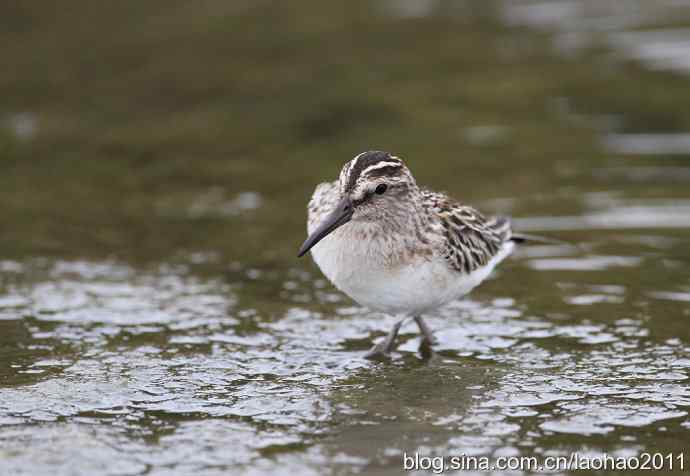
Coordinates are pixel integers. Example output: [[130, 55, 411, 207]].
[[345, 151, 400, 191]]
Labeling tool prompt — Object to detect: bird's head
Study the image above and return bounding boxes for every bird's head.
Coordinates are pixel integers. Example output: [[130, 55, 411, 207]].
[[298, 151, 418, 257]]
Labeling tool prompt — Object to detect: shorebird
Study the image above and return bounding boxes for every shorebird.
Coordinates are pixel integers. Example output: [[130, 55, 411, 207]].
[[298, 151, 529, 358]]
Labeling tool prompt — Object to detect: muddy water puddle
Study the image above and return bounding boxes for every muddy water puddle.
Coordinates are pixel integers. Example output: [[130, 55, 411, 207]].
[[1, 237, 689, 475]]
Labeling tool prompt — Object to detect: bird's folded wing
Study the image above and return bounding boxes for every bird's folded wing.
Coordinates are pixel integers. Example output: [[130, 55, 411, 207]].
[[421, 189, 512, 274]]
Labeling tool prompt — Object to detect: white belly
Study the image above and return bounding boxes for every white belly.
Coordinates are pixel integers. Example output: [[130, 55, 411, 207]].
[[309, 229, 514, 316]]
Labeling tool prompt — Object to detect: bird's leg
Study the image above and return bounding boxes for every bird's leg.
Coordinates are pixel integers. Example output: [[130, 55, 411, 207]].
[[413, 315, 437, 347], [364, 317, 406, 359]]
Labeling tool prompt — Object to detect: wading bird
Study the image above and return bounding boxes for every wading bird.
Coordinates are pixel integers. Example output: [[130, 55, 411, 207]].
[[298, 151, 534, 358]]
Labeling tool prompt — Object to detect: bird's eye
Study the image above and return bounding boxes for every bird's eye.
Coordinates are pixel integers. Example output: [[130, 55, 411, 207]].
[[375, 184, 388, 195]]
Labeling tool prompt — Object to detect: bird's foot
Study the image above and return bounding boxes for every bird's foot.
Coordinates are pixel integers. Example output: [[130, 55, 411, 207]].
[[413, 316, 437, 358], [421, 334, 438, 346], [363, 319, 404, 360], [364, 341, 394, 359], [413, 316, 437, 345], [418, 336, 435, 359]]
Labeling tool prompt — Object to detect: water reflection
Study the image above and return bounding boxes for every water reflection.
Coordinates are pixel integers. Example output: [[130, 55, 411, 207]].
[[516, 203, 690, 231], [610, 29, 690, 75], [0, 253, 688, 473], [503, 0, 690, 72], [603, 133, 690, 155]]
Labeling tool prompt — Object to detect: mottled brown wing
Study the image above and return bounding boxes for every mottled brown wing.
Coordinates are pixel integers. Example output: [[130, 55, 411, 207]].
[[421, 189, 512, 273]]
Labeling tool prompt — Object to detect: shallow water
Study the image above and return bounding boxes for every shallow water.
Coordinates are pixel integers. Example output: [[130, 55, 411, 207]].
[[2, 1, 690, 475]]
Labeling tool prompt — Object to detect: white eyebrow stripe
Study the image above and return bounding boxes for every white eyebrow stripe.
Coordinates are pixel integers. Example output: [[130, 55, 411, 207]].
[[340, 158, 358, 186], [345, 152, 368, 178], [360, 161, 403, 175], [348, 152, 368, 173]]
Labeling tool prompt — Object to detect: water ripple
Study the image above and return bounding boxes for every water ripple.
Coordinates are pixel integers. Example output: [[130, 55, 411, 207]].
[[1, 257, 689, 473]]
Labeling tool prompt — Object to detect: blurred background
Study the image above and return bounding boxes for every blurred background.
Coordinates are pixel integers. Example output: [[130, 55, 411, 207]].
[[2, 1, 690, 475]]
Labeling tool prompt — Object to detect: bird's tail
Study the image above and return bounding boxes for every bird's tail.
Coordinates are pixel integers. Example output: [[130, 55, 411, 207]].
[[510, 232, 569, 246], [493, 216, 574, 247]]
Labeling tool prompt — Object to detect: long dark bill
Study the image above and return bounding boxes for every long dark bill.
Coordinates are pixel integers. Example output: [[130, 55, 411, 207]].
[[297, 196, 353, 257]]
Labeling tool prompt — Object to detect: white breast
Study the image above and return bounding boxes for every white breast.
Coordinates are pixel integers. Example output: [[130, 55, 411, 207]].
[[309, 225, 514, 316]]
